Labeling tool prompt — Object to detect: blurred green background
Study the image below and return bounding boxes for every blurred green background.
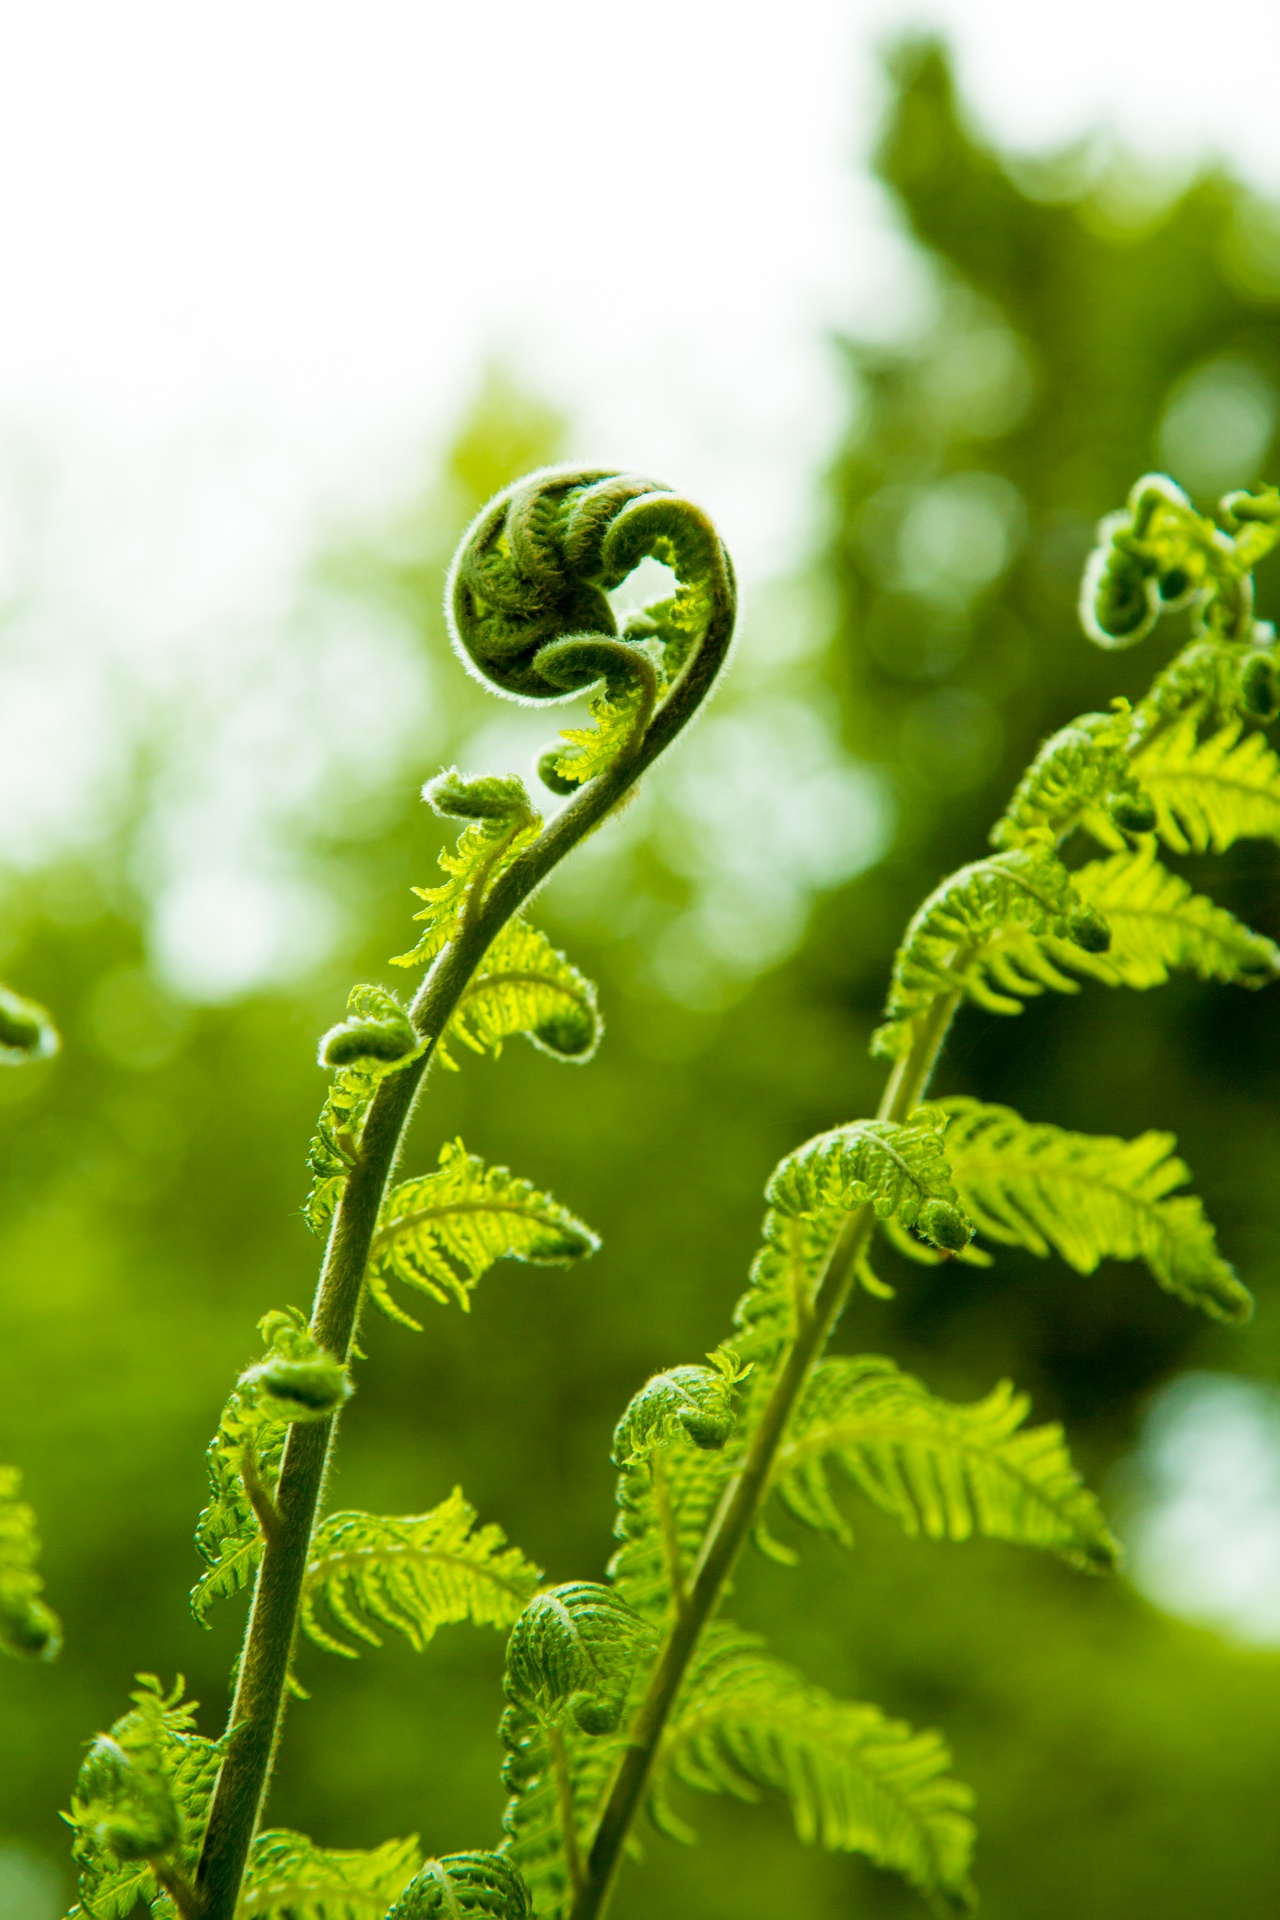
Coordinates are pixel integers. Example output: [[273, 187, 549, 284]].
[[5, 40, 1280, 1920]]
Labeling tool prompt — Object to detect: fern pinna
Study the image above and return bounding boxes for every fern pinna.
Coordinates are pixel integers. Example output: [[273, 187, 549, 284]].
[[63, 468, 1273, 1920]]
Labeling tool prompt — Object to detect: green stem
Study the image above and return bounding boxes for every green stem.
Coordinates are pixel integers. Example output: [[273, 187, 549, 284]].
[[194, 553, 734, 1920], [571, 993, 959, 1920]]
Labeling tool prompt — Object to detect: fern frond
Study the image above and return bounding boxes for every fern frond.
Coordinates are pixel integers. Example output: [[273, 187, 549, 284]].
[[612, 1352, 748, 1465], [499, 1701, 623, 1920], [609, 1425, 745, 1621], [990, 707, 1141, 850], [0, 1465, 60, 1659], [238, 1831, 420, 1920], [772, 1355, 1117, 1572], [871, 844, 1111, 1058], [67, 1677, 226, 1920], [1064, 845, 1280, 990], [305, 987, 423, 1236], [443, 920, 601, 1068], [300, 1489, 541, 1658], [391, 785, 541, 971], [505, 1583, 656, 1736], [931, 1096, 1252, 1323], [1130, 710, 1280, 854], [387, 1854, 532, 1920], [367, 1140, 599, 1329], [732, 1114, 971, 1371], [549, 681, 647, 788], [651, 1625, 975, 1910]]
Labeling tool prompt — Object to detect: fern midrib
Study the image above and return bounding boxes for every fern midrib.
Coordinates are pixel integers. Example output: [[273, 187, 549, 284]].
[[370, 1198, 567, 1257], [304, 1542, 533, 1604], [948, 1143, 1181, 1255], [459, 968, 592, 1011]]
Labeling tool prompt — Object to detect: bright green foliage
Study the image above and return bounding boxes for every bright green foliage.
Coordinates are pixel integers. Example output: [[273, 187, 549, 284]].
[[191, 1314, 308, 1623], [499, 1699, 623, 1918], [305, 986, 423, 1236], [871, 844, 1111, 1057], [548, 682, 649, 790], [609, 1434, 738, 1621], [931, 1097, 1252, 1323], [990, 706, 1146, 849], [238, 1831, 421, 1920], [652, 1626, 975, 1910], [367, 1139, 599, 1328], [1067, 845, 1280, 990], [612, 1351, 748, 1465], [772, 1356, 1118, 1572], [0, 1465, 60, 1660], [237, 1306, 352, 1424], [299, 1488, 541, 1658], [391, 787, 541, 972], [387, 1854, 533, 1920], [0, 981, 58, 1064], [504, 1583, 655, 1736], [442, 920, 601, 1068], [66, 1677, 226, 1920], [1129, 711, 1280, 854]]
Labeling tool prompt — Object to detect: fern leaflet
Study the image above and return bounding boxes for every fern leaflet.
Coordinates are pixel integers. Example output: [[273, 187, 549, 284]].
[[990, 706, 1143, 849], [1131, 710, 1280, 854], [499, 1700, 623, 1920], [930, 1096, 1252, 1323], [391, 792, 541, 971], [442, 920, 601, 1068], [872, 844, 1110, 1058], [773, 1355, 1117, 1572], [367, 1140, 599, 1329], [651, 1625, 975, 1910], [1065, 845, 1280, 989], [387, 1854, 532, 1920], [0, 1465, 60, 1660], [305, 986, 422, 1236], [609, 1423, 745, 1622], [238, 1831, 421, 1920], [300, 1489, 541, 1658]]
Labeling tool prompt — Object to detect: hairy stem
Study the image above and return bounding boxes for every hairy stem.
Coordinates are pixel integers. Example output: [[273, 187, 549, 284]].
[[194, 566, 733, 1920], [572, 993, 959, 1920]]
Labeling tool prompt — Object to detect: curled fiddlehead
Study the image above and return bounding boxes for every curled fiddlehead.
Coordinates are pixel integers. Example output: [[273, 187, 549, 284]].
[[447, 465, 735, 794]]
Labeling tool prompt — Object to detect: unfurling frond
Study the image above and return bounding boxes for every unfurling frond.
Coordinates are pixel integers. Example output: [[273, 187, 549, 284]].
[[773, 1356, 1117, 1572], [443, 920, 601, 1068], [0, 1466, 60, 1660], [733, 1115, 971, 1369], [387, 1854, 532, 1920], [871, 845, 1110, 1059], [300, 1488, 541, 1658], [238, 1831, 420, 1920], [391, 779, 541, 972], [499, 1700, 623, 1919], [305, 986, 423, 1236], [367, 1140, 599, 1329], [67, 1676, 226, 1920], [0, 982, 59, 1064], [191, 1312, 325, 1622], [990, 706, 1147, 849], [1130, 711, 1280, 855], [504, 1583, 655, 1736], [548, 681, 649, 789], [612, 1352, 749, 1465], [931, 1097, 1252, 1324], [651, 1626, 975, 1911], [609, 1430, 740, 1621], [1065, 845, 1280, 990]]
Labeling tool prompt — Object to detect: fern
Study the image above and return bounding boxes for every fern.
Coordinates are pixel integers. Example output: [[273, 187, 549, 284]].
[[66, 1677, 226, 1920], [930, 1097, 1252, 1323], [299, 1489, 541, 1658], [505, 1583, 656, 1735], [871, 843, 1111, 1058], [304, 986, 422, 1236], [651, 1625, 975, 1910], [388, 1855, 533, 1920], [443, 920, 601, 1068], [548, 682, 648, 789], [771, 1356, 1117, 1572], [1130, 710, 1280, 854], [238, 1832, 420, 1920], [366, 1140, 599, 1329], [1065, 844, 1280, 989], [391, 776, 541, 971], [611, 1352, 748, 1465], [499, 1700, 624, 1919], [0, 1464, 60, 1660], [990, 705, 1144, 849]]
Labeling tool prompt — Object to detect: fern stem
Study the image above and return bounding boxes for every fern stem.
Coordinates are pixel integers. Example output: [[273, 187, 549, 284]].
[[194, 541, 735, 1920], [572, 993, 958, 1920]]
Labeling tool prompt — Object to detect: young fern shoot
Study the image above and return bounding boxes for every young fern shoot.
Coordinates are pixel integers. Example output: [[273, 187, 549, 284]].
[[60, 467, 1274, 1920], [61, 470, 736, 1920]]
